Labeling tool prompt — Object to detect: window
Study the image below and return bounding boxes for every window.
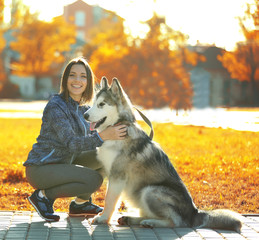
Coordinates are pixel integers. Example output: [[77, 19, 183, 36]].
[[77, 30, 85, 41], [75, 11, 85, 26], [93, 6, 102, 23]]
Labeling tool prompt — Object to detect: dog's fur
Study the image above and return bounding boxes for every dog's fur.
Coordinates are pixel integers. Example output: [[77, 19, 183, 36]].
[[84, 77, 242, 232]]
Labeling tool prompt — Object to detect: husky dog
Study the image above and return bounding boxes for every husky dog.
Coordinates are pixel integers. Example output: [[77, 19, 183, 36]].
[[84, 77, 242, 232]]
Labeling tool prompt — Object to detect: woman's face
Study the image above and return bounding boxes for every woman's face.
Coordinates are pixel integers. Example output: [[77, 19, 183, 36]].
[[67, 64, 87, 102]]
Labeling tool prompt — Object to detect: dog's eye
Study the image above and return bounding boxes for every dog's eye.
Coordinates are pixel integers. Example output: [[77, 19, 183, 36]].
[[99, 102, 105, 107]]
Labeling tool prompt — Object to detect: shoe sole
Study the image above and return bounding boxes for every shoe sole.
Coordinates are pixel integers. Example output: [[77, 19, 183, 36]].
[[28, 196, 59, 222], [69, 213, 98, 218]]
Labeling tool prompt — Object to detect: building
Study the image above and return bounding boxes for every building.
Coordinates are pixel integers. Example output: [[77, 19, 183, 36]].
[[63, 0, 118, 42], [189, 45, 247, 108]]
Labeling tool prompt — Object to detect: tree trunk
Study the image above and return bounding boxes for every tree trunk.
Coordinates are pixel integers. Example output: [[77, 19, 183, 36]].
[[250, 68, 259, 106], [248, 46, 259, 106]]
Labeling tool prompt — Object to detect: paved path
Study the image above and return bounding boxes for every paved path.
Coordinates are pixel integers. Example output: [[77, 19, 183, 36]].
[[0, 211, 258, 240]]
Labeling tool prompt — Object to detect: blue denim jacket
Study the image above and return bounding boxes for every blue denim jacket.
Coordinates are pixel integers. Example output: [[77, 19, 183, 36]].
[[23, 94, 103, 166]]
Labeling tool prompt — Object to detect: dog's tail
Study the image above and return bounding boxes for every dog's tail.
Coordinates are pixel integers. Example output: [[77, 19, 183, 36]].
[[193, 209, 242, 233]]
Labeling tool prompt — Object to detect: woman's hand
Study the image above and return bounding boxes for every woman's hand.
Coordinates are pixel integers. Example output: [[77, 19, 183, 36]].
[[99, 125, 127, 141]]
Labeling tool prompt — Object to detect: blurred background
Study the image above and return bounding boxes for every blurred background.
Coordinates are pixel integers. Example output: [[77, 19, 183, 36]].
[[0, 0, 258, 109]]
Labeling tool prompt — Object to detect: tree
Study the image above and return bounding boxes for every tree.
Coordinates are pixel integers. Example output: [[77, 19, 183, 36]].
[[87, 13, 203, 109], [125, 14, 204, 109], [0, 0, 3, 23], [0, 1, 35, 97], [0, 0, 6, 85], [11, 15, 76, 92], [0, 28, 6, 86], [83, 14, 129, 79], [218, 0, 259, 106]]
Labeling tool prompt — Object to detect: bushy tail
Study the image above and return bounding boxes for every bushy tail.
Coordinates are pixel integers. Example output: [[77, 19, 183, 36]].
[[193, 209, 242, 233]]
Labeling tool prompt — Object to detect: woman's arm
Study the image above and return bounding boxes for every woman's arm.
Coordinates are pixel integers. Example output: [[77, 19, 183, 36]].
[[48, 104, 103, 153], [46, 104, 127, 153]]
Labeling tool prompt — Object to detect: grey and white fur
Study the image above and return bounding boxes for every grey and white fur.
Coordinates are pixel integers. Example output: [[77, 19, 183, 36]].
[[84, 77, 242, 232]]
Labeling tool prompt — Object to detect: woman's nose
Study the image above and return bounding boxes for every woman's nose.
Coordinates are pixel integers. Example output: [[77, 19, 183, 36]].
[[73, 76, 83, 82]]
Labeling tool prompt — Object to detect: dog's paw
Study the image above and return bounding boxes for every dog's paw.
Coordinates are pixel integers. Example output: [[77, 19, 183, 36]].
[[140, 219, 155, 228], [91, 214, 109, 224], [118, 216, 129, 225]]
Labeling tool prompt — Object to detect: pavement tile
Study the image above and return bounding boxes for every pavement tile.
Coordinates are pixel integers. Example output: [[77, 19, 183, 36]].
[[175, 227, 198, 236], [112, 226, 137, 240], [4, 231, 28, 240], [196, 228, 224, 239], [131, 227, 158, 239], [0, 211, 258, 240], [215, 232, 241, 240], [153, 229, 180, 240]]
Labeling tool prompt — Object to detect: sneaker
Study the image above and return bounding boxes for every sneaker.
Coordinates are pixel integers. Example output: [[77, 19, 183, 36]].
[[28, 190, 60, 222], [48, 198, 55, 214], [69, 198, 103, 217]]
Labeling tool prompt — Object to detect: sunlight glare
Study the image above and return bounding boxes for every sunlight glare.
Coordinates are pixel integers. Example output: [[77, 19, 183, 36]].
[[156, 0, 250, 50], [19, 0, 254, 50], [3, 0, 12, 23]]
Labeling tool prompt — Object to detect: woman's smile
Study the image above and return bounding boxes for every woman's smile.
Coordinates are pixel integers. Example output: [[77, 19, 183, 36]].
[[71, 84, 83, 89], [67, 64, 87, 101]]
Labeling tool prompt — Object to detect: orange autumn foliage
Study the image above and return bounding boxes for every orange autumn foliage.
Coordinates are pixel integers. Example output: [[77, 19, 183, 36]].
[[10, 15, 76, 91], [0, 30, 5, 84], [218, 0, 259, 105], [0, 118, 258, 213], [0, 1, 5, 84], [84, 14, 205, 110]]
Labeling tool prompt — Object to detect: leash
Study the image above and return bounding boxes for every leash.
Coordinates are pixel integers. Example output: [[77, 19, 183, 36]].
[[134, 107, 154, 140]]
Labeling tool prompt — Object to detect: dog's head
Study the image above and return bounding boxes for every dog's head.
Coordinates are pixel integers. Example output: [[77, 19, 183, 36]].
[[84, 77, 135, 132]]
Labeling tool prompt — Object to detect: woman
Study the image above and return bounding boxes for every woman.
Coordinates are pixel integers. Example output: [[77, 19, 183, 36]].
[[24, 57, 127, 222]]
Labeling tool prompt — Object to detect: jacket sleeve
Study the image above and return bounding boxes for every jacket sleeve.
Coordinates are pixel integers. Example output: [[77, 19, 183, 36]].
[[47, 103, 103, 153]]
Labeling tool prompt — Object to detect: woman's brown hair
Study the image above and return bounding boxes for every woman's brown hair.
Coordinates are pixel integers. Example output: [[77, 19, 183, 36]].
[[60, 57, 94, 104]]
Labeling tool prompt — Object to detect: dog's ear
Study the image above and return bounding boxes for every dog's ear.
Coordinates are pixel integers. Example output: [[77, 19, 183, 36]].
[[111, 78, 123, 96], [100, 76, 109, 89]]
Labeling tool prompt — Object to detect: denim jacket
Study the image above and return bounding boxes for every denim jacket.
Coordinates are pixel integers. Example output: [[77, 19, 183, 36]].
[[23, 94, 103, 166]]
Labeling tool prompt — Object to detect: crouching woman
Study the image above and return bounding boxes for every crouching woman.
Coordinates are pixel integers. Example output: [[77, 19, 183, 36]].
[[23, 57, 127, 222]]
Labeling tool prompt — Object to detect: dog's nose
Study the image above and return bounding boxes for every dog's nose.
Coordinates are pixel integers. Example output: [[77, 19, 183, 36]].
[[84, 112, 89, 120]]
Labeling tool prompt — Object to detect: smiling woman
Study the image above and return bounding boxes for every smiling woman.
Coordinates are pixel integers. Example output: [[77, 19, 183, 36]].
[[67, 64, 88, 102], [59, 57, 94, 104], [22, 56, 128, 222]]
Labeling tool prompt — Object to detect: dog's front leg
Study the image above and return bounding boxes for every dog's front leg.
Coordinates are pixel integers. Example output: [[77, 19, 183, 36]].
[[92, 178, 125, 224]]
